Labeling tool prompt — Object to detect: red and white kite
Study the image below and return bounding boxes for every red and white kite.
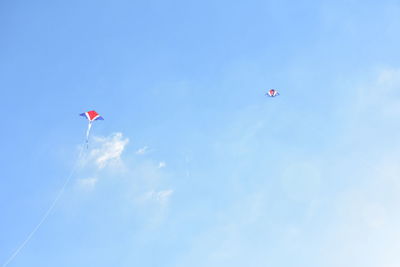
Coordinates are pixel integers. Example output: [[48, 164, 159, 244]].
[[80, 110, 104, 147], [266, 89, 279, 97]]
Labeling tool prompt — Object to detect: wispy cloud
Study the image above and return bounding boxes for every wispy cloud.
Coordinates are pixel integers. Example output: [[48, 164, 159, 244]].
[[318, 159, 400, 267], [136, 146, 149, 155], [89, 132, 129, 169], [77, 132, 173, 217], [76, 177, 98, 190], [144, 189, 174, 205], [354, 67, 400, 117], [314, 68, 400, 266], [158, 161, 166, 169]]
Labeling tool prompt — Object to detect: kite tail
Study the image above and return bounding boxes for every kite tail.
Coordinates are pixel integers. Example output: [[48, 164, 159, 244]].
[[2, 142, 87, 267], [86, 122, 92, 149]]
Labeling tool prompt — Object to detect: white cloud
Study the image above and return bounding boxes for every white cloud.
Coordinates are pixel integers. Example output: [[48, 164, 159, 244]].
[[90, 132, 129, 169], [377, 68, 400, 88], [144, 189, 174, 205], [136, 146, 149, 155], [158, 161, 166, 168], [78, 132, 173, 213]]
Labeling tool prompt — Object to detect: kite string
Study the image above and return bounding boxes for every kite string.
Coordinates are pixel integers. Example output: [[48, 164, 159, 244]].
[[2, 143, 87, 267]]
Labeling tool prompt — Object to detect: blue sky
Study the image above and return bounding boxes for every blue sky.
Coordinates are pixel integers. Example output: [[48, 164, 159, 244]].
[[2, 0, 400, 266]]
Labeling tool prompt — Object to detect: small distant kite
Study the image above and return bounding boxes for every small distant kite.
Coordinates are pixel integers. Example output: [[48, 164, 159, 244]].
[[266, 89, 279, 97], [80, 110, 104, 147]]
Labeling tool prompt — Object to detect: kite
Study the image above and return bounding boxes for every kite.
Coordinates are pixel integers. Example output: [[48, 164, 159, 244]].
[[80, 110, 104, 148], [266, 89, 279, 97], [1, 111, 105, 267]]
